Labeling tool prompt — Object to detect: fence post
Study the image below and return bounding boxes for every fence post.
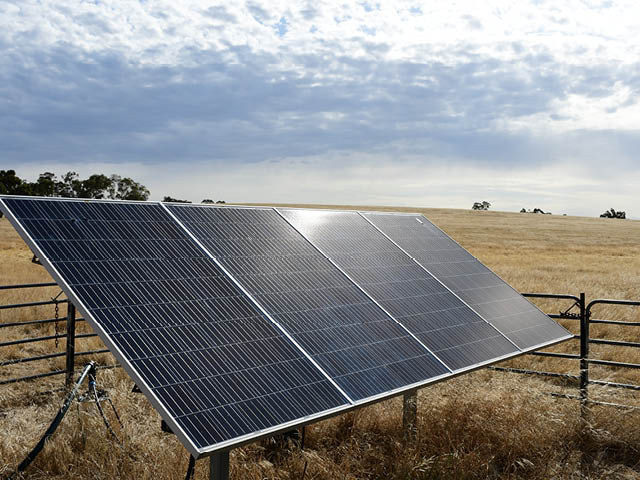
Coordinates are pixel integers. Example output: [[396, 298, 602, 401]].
[[65, 302, 76, 389], [402, 389, 418, 441], [579, 292, 589, 423]]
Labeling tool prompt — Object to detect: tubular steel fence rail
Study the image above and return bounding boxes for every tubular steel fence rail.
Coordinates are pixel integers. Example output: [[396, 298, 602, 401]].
[[490, 292, 640, 412], [0, 282, 110, 387], [1, 283, 640, 410]]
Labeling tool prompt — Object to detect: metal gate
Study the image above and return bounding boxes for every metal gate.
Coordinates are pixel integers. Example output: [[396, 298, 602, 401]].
[[0, 282, 111, 387], [2, 283, 639, 411]]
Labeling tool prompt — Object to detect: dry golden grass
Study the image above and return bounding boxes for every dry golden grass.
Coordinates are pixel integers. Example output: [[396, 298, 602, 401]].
[[1, 205, 640, 479]]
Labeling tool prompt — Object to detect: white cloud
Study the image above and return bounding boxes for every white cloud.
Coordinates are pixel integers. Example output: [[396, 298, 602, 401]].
[[1, 0, 640, 217]]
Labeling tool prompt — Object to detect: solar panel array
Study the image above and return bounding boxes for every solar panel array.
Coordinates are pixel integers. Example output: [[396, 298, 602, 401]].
[[0, 196, 571, 458]]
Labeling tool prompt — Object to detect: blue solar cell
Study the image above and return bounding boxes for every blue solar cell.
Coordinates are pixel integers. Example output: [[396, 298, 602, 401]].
[[278, 208, 519, 371], [0, 197, 348, 455], [167, 204, 450, 401], [361, 212, 572, 349]]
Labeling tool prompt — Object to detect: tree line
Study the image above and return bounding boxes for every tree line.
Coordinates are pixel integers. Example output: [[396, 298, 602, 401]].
[[0, 170, 150, 201]]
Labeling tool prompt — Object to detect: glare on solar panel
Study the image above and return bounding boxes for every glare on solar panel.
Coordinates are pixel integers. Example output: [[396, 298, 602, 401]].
[[277, 208, 520, 371], [167, 204, 451, 402]]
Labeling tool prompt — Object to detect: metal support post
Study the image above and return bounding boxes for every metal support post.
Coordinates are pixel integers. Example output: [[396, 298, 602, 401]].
[[402, 389, 418, 441], [65, 303, 76, 389], [210, 450, 230, 480], [579, 293, 589, 423]]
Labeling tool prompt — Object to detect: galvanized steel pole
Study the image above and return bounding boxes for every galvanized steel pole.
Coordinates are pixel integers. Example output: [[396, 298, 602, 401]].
[[579, 293, 589, 422], [402, 389, 418, 441]]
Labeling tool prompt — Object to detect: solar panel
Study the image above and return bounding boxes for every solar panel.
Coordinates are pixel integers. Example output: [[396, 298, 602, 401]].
[[361, 212, 573, 349], [0, 197, 349, 456], [278, 208, 519, 371], [1, 196, 572, 460], [166, 205, 451, 402]]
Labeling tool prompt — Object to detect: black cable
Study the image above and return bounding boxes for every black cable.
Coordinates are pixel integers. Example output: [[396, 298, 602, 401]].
[[88, 376, 140, 464], [9, 362, 96, 478], [184, 455, 196, 480], [89, 375, 122, 445], [106, 397, 124, 428]]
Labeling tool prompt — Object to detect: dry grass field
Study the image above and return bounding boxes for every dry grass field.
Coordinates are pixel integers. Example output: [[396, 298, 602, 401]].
[[1, 204, 639, 479]]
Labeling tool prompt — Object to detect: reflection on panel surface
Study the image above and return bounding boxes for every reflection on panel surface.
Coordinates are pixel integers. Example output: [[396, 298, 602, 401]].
[[279, 208, 518, 371], [362, 212, 572, 349], [169, 205, 450, 401], [1, 198, 348, 452]]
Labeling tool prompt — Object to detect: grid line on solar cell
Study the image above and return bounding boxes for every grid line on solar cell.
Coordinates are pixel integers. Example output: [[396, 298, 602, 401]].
[[277, 208, 519, 371], [360, 212, 571, 350], [0, 197, 349, 455], [167, 204, 450, 402]]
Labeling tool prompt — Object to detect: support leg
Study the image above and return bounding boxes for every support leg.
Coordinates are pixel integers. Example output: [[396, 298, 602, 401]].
[[579, 293, 591, 426], [402, 389, 418, 441], [210, 450, 230, 480]]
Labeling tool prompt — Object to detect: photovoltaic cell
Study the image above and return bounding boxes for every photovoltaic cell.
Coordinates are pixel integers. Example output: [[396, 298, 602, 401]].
[[167, 205, 450, 401], [361, 212, 572, 349], [0, 197, 348, 455], [278, 209, 519, 371]]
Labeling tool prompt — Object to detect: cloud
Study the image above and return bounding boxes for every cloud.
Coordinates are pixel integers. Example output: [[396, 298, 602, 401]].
[[1, 0, 639, 217]]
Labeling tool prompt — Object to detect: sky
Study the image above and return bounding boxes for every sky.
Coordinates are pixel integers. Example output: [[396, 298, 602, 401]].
[[1, 1, 639, 217]]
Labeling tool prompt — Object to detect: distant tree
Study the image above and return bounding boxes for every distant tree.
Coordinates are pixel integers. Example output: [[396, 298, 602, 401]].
[[55, 171, 82, 197], [201, 199, 215, 204], [521, 207, 552, 215], [472, 201, 491, 211], [215, 200, 226, 204], [600, 208, 626, 219], [163, 196, 191, 203], [0, 170, 32, 195], [77, 174, 112, 199], [1, 170, 150, 201], [109, 175, 150, 201], [32, 172, 57, 197]]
